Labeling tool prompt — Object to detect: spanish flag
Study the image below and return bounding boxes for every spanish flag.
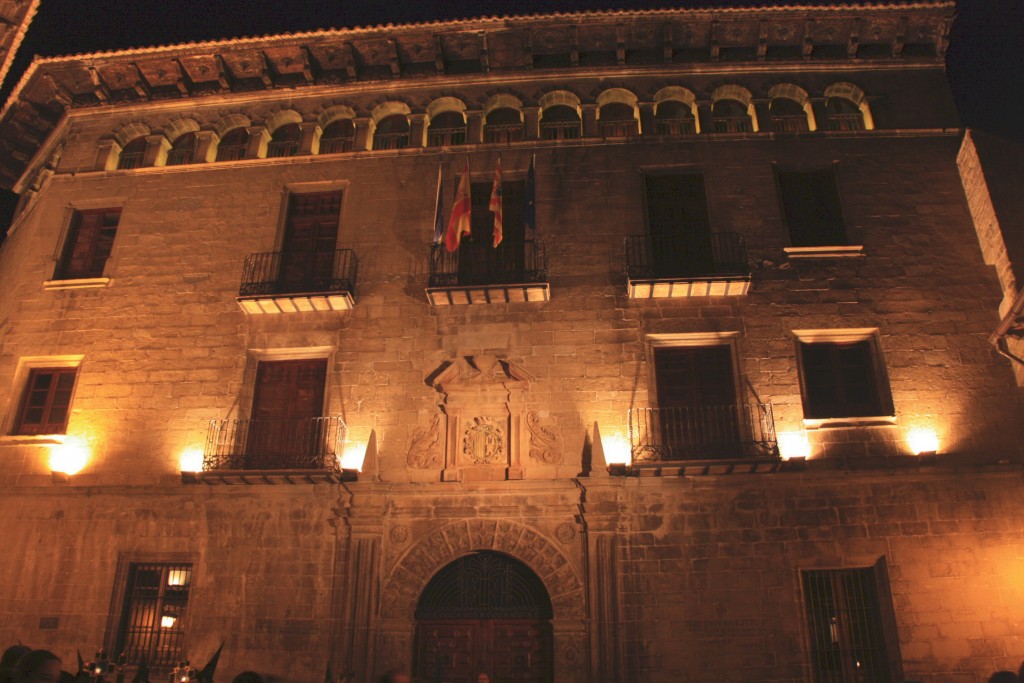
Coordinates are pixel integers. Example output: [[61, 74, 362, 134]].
[[489, 158, 503, 247], [445, 159, 472, 252]]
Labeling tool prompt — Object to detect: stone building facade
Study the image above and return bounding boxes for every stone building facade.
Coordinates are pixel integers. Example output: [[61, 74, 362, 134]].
[[0, 3, 1021, 682]]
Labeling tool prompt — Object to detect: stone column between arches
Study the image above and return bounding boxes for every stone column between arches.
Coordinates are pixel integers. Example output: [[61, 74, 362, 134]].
[[375, 518, 589, 683]]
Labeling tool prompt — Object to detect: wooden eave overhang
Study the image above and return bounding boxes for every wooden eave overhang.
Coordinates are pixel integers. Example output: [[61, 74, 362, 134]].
[[0, 2, 953, 190]]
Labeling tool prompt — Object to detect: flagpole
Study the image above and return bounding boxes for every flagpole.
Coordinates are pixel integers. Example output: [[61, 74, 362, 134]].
[[431, 161, 443, 244]]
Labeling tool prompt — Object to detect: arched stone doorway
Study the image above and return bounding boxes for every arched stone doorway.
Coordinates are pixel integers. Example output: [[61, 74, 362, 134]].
[[413, 551, 553, 683]]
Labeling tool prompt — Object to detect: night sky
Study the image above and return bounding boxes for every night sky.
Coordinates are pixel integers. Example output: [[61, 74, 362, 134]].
[[0, 0, 1020, 229]]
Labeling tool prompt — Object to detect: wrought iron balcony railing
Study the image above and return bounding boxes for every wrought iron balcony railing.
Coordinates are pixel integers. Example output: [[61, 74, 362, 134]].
[[428, 239, 547, 288], [599, 120, 638, 138], [713, 116, 754, 133], [319, 136, 354, 154], [373, 132, 409, 150], [165, 148, 195, 166], [826, 114, 866, 131], [770, 115, 811, 132], [539, 121, 582, 140], [625, 232, 748, 281], [428, 127, 467, 147], [629, 404, 778, 462], [266, 140, 299, 158], [484, 124, 524, 144], [239, 249, 358, 298], [654, 118, 697, 136], [216, 144, 247, 162], [203, 416, 345, 472], [118, 152, 144, 170]]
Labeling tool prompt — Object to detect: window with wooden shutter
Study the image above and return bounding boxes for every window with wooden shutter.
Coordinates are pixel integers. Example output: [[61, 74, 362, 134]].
[[798, 338, 892, 419], [57, 208, 122, 279], [777, 168, 847, 247], [13, 367, 78, 435]]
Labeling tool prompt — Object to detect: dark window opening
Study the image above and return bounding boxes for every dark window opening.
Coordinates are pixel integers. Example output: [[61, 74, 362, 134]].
[[799, 338, 892, 419], [373, 114, 410, 150], [320, 119, 354, 154], [484, 108, 523, 144], [427, 111, 467, 147], [598, 102, 638, 138], [267, 123, 301, 158], [802, 561, 902, 683], [13, 367, 77, 436], [825, 97, 866, 131], [769, 98, 810, 132], [540, 105, 581, 140], [117, 137, 147, 170], [713, 99, 752, 133], [216, 128, 249, 162], [57, 208, 122, 279], [165, 132, 197, 166], [777, 167, 847, 247], [655, 100, 696, 135], [116, 563, 192, 667]]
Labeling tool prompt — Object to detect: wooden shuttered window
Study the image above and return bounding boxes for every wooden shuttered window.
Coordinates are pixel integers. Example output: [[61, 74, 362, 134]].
[[644, 173, 715, 277], [653, 345, 735, 408], [58, 208, 122, 279], [13, 367, 77, 435], [777, 168, 847, 247], [799, 339, 890, 419]]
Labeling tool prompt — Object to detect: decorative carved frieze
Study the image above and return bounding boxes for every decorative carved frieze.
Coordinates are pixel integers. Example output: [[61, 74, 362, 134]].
[[407, 412, 443, 469], [526, 410, 563, 464]]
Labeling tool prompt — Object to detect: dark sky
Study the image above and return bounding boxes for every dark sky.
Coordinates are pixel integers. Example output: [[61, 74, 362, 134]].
[[7, 0, 1016, 142]]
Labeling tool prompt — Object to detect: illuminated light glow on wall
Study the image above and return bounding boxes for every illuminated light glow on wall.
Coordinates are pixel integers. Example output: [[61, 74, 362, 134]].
[[339, 442, 367, 471], [178, 446, 204, 473], [778, 431, 812, 460], [907, 427, 940, 455], [602, 434, 632, 466], [49, 436, 90, 475]]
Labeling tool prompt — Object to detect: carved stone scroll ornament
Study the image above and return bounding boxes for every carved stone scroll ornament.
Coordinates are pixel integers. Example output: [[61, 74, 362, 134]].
[[407, 413, 443, 469], [526, 410, 563, 464], [463, 416, 506, 465]]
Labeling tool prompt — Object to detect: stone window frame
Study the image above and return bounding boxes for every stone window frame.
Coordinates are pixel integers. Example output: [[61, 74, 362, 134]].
[[239, 346, 336, 422], [774, 162, 865, 259], [792, 328, 896, 428], [0, 354, 84, 444]]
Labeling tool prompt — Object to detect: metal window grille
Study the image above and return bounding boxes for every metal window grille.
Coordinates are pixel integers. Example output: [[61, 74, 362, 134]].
[[117, 563, 192, 667], [802, 568, 894, 683]]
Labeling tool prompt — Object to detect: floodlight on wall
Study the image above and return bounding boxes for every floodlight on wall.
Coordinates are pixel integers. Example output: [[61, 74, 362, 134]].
[[602, 433, 632, 475], [907, 427, 939, 456], [178, 446, 204, 474], [49, 436, 90, 483], [339, 441, 367, 472], [778, 431, 812, 460]]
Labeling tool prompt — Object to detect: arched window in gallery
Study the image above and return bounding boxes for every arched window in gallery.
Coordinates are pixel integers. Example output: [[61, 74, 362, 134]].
[[216, 127, 249, 161], [712, 99, 753, 133], [654, 100, 697, 136], [165, 132, 198, 166], [539, 105, 581, 140], [825, 96, 866, 131], [598, 102, 638, 138], [117, 137, 147, 170], [267, 123, 301, 158], [769, 97, 810, 132], [373, 114, 410, 150], [483, 107, 523, 144], [427, 111, 467, 147], [319, 119, 355, 154]]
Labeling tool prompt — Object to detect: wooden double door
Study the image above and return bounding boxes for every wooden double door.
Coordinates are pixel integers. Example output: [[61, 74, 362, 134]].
[[413, 552, 553, 683], [414, 619, 551, 683]]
